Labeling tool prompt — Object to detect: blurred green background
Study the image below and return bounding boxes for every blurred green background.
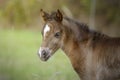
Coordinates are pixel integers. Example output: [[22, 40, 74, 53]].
[[0, 0, 120, 80]]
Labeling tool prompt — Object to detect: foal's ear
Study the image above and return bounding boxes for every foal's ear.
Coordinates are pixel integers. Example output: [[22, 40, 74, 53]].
[[40, 9, 49, 21], [56, 9, 63, 22]]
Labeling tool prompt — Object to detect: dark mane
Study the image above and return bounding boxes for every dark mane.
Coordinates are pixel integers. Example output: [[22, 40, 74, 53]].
[[63, 17, 109, 41], [64, 17, 89, 33]]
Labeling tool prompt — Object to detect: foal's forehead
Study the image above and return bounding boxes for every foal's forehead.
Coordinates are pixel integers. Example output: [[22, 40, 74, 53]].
[[44, 21, 60, 29], [42, 21, 61, 35]]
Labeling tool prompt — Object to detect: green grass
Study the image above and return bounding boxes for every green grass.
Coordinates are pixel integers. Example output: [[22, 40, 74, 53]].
[[0, 29, 79, 80]]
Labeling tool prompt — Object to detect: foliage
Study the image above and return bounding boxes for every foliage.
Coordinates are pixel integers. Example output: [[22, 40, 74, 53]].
[[0, 0, 120, 32], [1, 0, 40, 26]]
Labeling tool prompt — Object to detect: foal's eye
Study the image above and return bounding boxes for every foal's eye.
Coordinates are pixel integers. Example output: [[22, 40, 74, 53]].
[[54, 32, 61, 38]]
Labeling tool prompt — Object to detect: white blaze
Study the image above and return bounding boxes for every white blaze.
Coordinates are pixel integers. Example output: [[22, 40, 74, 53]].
[[44, 24, 50, 38]]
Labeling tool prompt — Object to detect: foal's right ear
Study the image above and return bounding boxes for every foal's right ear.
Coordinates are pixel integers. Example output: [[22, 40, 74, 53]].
[[55, 9, 63, 22], [40, 9, 49, 21]]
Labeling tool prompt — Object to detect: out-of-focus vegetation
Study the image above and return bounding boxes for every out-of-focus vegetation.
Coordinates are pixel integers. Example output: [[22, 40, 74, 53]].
[[0, 0, 120, 36], [0, 0, 120, 80]]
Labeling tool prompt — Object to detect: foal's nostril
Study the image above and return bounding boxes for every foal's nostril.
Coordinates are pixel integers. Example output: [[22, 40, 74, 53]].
[[42, 50, 46, 56]]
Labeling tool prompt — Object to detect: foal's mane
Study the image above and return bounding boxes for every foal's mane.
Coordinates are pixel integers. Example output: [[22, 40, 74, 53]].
[[63, 17, 108, 41]]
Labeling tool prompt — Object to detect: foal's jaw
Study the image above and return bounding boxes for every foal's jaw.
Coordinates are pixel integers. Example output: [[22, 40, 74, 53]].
[[38, 47, 52, 61]]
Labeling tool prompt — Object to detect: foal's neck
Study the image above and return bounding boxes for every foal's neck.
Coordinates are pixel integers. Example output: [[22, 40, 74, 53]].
[[61, 27, 88, 58], [61, 19, 89, 62], [61, 26, 88, 78], [61, 18, 91, 77], [63, 17, 90, 41]]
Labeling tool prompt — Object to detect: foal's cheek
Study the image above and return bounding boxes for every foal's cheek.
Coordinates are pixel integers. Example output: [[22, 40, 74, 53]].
[[53, 38, 60, 44], [48, 39, 58, 47]]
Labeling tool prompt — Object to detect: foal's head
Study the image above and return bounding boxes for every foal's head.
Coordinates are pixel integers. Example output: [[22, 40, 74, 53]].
[[38, 9, 64, 61]]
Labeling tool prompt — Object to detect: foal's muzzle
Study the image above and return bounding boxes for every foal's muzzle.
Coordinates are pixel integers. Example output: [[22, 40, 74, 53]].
[[38, 47, 51, 61]]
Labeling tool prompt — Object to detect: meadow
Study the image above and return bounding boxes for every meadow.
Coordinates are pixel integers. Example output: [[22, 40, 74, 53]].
[[0, 29, 79, 80]]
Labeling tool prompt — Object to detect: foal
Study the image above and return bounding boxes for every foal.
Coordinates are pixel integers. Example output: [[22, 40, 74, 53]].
[[38, 9, 120, 80]]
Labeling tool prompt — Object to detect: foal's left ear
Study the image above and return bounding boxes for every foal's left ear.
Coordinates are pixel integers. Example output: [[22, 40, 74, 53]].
[[40, 9, 49, 21], [56, 9, 63, 22]]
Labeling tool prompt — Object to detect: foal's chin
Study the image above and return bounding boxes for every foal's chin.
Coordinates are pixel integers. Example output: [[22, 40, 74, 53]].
[[40, 57, 50, 61], [39, 55, 51, 61]]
